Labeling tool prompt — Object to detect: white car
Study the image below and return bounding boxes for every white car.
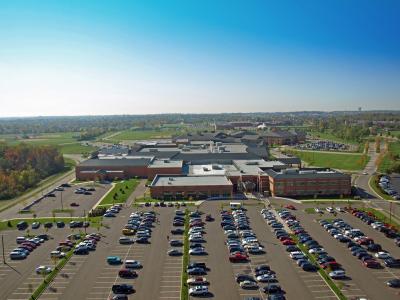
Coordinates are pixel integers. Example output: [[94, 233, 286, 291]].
[[125, 260, 142, 269], [329, 270, 346, 279], [256, 274, 277, 282], [290, 251, 305, 260], [309, 248, 325, 254], [375, 252, 392, 259], [50, 251, 66, 258], [187, 277, 209, 286], [314, 208, 323, 213], [189, 285, 209, 296], [326, 207, 334, 213], [335, 207, 344, 212], [371, 222, 384, 229], [36, 265, 52, 275]]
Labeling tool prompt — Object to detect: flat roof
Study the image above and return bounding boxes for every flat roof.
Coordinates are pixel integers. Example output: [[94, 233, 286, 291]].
[[189, 164, 238, 176], [233, 160, 286, 174], [151, 175, 232, 187], [79, 157, 152, 167], [148, 159, 183, 168], [266, 168, 350, 179]]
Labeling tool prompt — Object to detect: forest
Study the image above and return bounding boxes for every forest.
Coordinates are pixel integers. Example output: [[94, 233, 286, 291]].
[[0, 143, 65, 200]]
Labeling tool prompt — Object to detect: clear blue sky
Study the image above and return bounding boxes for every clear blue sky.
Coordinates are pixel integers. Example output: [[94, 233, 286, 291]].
[[0, 0, 399, 116]]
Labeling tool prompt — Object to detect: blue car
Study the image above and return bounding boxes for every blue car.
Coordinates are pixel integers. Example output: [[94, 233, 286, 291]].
[[104, 213, 116, 218], [107, 256, 122, 265]]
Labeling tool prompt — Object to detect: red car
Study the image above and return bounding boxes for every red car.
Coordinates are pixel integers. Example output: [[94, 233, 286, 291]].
[[320, 261, 341, 270], [59, 241, 74, 247], [118, 268, 138, 278], [229, 252, 249, 262], [357, 237, 374, 245], [205, 215, 214, 222], [363, 259, 381, 268], [285, 204, 296, 210], [190, 222, 205, 228], [294, 229, 305, 234], [281, 239, 295, 245]]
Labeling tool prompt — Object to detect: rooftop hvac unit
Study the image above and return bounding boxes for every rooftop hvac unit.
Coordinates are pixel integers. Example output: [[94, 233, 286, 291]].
[[168, 177, 174, 181], [164, 159, 170, 163]]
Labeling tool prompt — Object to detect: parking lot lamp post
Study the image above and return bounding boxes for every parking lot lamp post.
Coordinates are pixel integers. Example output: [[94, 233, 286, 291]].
[[2, 235, 5, 264], [389, 201, 392, 225], [60, 190, 64, 211]]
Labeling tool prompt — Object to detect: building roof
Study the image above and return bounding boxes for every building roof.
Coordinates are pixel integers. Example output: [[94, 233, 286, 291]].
[[233, 160, 286, 175], [148, 159, 183, 168], [79, 157, 152, 167], [151, 175, 232, 187], [189, 164, 238, 176], [266, 168, 350, 179], [277, 157, 302, 165]]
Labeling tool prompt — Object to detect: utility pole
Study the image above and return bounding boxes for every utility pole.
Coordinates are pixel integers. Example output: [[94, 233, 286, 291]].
[[84, 209, 87, 235], [389, 201, 393, 225], [2, 235, 5, 264]]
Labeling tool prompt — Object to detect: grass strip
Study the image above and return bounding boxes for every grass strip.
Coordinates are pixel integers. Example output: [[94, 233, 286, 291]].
[[98, 179, 139, 206], [180, 209, 190, 300], [358, 207, 400, 229], [291, 235, 347, 300], [30, 235, 82, 299]]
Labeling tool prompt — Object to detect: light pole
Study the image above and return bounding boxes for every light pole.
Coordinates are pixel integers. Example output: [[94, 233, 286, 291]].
[[60, 190, 64, 211], [2, 235, 5, 264]]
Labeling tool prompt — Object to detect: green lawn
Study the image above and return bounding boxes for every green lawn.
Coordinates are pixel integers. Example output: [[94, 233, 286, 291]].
[[288, 149, 369, 170], [108, 129, 183, 142], [2, 132, 80, 146], [98, 179, 140, 206], [378, 141, 400, 173], [58, 143, 97, 155]]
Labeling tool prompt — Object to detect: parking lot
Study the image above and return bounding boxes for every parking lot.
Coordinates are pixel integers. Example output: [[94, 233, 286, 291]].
[[293, 205, 400, 300], [23, 183, 112, 217], [2, 198, 400, 300], [0, 227, 72, 300]]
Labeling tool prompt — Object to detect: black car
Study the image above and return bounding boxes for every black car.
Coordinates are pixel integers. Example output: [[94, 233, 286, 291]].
[[44, 222, 53, 228], [188, 262, 207, 269], [187, 267, 206, 275], [83, 221, 90, 228], [387, 279, 400, 288], [170, 240, 183, 247], [302, 263, 318, 271], [112, 284, 135, 294], [16, 221, 28, 230], [268, 294, 286, 300], [136, 237, 149, 244], [56, 221, 65, 228], [367, 243, 382, 252], [384, 258, 400, 268], [47, 193, 56, 197], [236, 274, 256, 283], [36, 234, 49, 240], [74, 247, 89, 255], [262, 284, 283, 294], [171, 228, 184, 235]]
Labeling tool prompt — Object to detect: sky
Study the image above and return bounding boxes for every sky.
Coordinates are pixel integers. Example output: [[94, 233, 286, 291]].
[[0, 0, 399, 117]]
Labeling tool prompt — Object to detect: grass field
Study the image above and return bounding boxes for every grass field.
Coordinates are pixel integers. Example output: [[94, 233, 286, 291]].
[[107, 129, 183, 142], [1, 132, 80, 146], [58, 143, 97, 155], [378, 141, 400, 173], [288, 149, 369, 170], [98, 179, 139, 206]]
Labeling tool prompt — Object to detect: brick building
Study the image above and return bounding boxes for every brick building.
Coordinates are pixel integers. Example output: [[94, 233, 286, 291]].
[[150, 175, 233, 200], [266, 168, 351, 197]]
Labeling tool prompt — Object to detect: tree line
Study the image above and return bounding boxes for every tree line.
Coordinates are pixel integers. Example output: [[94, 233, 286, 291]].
[[0, 143, 65, 200]]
